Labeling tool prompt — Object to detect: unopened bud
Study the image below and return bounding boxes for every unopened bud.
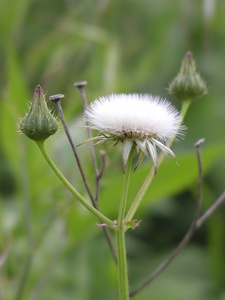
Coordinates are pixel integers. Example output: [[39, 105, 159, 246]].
[[19, 85, 59, 141], [168, 51, 207, 101]]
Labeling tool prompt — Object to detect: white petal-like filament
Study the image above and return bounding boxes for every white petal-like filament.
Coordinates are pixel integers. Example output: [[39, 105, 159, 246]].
[[122, 139, 134, 171], [151, 138, 176, 159], [146, 140, 158, 174], [135, 139, 147, 154]]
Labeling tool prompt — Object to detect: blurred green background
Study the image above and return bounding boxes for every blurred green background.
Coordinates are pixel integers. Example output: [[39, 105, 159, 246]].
[[1, 0, 225, 299]]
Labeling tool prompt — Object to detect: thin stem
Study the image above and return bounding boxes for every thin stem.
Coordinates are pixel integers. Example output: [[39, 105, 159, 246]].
[[130, 138, 204, 297], [196, 190, 225, 228], [35, 140, 114, 227], [124, 100, 191, 224], [116, 146, 135, 300], [74, 84, 117, 262], [54, 100, 95, 205], [180, 100, 191, 119], [75, 82, 100, 201], [124, 168, 154, 224], [98, 150, 106, 180]]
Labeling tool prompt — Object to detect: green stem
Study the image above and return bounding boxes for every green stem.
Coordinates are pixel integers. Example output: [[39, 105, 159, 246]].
[[124, 100, 191, 223], [116, 146, 134, 300], [35, 140, 114, 227], [116, 230, 129, 300], [180, 100, 191, 119]]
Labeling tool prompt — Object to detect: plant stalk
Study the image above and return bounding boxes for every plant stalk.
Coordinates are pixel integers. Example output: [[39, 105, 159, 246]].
[[124, 100, 191, 223], [35, 140, 114, 227], [116, 146, 135, 300]]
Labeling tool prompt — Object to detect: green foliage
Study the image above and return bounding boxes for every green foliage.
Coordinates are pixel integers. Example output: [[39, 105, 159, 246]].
[[99, 142, 225, 218], [1, 0, 225, 299]]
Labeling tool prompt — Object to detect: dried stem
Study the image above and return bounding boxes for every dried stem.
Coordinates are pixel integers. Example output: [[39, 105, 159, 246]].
[[74, 82, 100, 201], [74, 82, 117, 262], [196, 190, 225, 228], [130, 138, 204, 297], [49, 94, 95, 205], [98, 150, 106, 180]]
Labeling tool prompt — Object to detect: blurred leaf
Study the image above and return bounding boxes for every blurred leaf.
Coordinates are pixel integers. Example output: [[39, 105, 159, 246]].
[[1, 1, 225, 299], [99, 142, 225, 218], [1, 48, 30, 179], [130, 246, 212, 300]]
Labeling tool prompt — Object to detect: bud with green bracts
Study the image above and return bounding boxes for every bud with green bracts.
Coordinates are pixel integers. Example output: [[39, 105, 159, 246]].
[[19, 85, 59, 141], [169, 51, 207, 101]]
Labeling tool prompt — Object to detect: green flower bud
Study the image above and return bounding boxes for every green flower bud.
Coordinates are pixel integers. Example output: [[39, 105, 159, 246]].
[[168, 51, 207, 101], [19, 85, 59, 141]]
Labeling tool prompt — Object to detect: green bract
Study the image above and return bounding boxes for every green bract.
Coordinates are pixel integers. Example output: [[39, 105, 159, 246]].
[[19, 85, 59, 141], [169, 51, 207, 101]]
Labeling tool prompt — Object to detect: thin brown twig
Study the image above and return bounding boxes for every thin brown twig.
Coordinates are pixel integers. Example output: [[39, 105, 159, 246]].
[[50, 94, 117, 261], [49, 94, 95, 205], [98, 150, 106, 180], [130, 138, 205, 298], [74, 83, 117, 263], [196, 190, 225, 229], [74, 81, 100, 202]]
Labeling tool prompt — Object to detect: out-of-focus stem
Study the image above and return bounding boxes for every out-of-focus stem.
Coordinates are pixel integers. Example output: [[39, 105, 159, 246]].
[[130, 138, 204, 298]]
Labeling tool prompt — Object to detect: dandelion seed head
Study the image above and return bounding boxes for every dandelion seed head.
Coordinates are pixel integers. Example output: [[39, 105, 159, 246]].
[[85, 94, 183, 140], [84, 93, 185, 173]]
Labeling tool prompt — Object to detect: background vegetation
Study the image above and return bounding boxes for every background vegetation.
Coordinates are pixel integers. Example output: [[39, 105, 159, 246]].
[[1, 0, 225, 299]]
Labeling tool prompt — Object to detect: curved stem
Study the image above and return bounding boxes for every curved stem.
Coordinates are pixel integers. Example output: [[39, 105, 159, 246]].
[[74, 84, 117, 261], [54, 100, 95, 204], [35, 140, 114, 227], [124, 100, 191, 223], [116, 146, 135, 300], [196, 191, 225, 228], [77, 83, 100, 202], [130, 138, 204, 297]]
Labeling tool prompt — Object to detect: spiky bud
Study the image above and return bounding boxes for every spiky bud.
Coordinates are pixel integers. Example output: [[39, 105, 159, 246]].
[[19, 85, 59, 141], [168, 51, 207, 101]]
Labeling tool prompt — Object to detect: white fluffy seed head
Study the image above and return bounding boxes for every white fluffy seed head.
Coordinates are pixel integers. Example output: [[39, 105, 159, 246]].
[[84, 93, 184, 141]]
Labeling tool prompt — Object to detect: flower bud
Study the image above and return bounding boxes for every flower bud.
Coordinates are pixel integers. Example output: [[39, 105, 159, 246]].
[[19, 85, 59, 141], [168, 51, 207, 101]]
